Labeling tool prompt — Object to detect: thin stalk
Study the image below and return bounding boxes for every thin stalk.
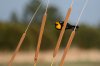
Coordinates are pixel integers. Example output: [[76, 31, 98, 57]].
[[34, 12, 47, 64], [59, 30, 75, 66], [34, 0, 49, 65], [59, 0, 88, 66], [50, 1, 74, 66], [74, 0, 88, 31], [8, 3, 41, 66], [53, 6, 72, 58], [53, 0, 74, 60], [8, 32, 26, 66], [50, 57, 55, 66]]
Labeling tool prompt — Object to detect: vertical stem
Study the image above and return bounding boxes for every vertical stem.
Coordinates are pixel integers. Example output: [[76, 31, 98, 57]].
[[59, 30, 75, 66], [34, 12, 47, 64]]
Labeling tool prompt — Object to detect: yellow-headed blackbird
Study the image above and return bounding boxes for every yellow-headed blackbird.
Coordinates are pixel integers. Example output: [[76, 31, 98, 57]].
[[55, 21, 79, 30]]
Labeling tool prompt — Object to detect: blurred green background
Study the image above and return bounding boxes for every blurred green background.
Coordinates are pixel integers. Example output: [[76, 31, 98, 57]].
[[0, 0, 100, 51], [0, 0, 100, 66]]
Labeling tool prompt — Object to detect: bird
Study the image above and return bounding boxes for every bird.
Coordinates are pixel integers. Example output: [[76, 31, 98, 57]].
[[55, 21, 79, 30]]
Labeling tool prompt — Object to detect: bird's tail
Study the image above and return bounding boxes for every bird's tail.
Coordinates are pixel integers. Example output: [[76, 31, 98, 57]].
[[72, 25, 79, 30]]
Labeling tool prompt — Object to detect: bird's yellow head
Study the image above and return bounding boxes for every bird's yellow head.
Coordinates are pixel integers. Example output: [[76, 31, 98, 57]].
[[55, 21, 61, 30]]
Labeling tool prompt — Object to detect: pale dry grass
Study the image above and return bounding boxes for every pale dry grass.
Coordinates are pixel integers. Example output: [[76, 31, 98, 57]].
[[0, 48, 100, 64]]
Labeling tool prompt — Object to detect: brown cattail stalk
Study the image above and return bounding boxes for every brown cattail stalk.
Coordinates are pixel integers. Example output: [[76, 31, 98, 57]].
[[59, 0, 88, 66], [8, 4, 41, 66], [34, 12, 47, 64], [59, 30, 75, 66], [8, 32, 26, 66], [53, 3, 72, 58], [51, 1, 74, 66]]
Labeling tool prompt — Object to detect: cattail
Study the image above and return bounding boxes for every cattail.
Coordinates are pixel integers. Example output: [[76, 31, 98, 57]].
[[50, 1, 74, 66], [34, 12, 47, 65], [59, 30, 75, 66], [51, 1, 73, 66], [8, 32, 26, 66], [53, 0, 74, 58], [8, 4, 41, 66], [53, 7, 72, 58], [59, 0, 88, 66], [34, 0, 49, 65]]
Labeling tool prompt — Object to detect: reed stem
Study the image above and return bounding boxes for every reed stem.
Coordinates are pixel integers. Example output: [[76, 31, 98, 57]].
[[8, 32, 26, 66], [34, 12, 47, 64], [53, 2, 73, 58], [59, 30, 75, 66]]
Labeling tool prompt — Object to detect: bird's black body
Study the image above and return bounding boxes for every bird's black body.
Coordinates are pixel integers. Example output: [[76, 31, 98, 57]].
[[55, 21, 79, 30]]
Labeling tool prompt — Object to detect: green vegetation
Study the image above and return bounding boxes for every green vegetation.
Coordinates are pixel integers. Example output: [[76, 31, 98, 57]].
[[75, 25, 100, 49], [0, 0, 100, 51], [0, 22, 100, 51]]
